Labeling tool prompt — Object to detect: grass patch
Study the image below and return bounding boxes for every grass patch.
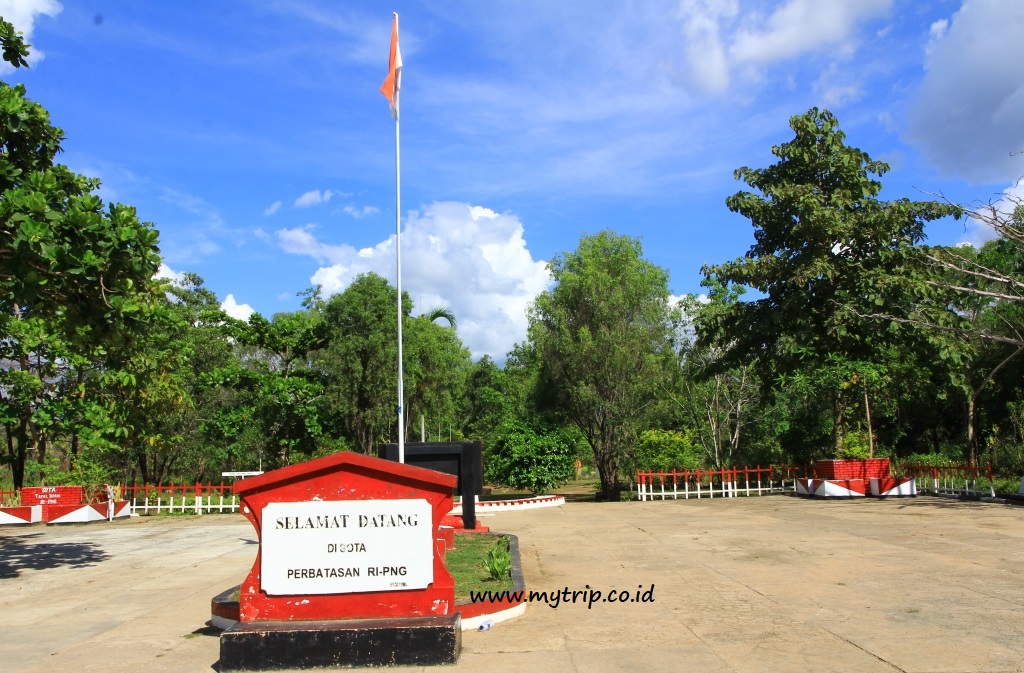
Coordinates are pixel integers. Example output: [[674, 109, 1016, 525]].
[[447, 533, 513, 602]]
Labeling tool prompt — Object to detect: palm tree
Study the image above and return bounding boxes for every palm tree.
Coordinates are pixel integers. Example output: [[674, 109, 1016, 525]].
[[422, 306, 457, 329]]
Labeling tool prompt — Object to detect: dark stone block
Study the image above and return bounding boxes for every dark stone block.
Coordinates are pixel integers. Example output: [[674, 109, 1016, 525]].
[[377, 441, 483, 530], [219, 614, 461, 670]]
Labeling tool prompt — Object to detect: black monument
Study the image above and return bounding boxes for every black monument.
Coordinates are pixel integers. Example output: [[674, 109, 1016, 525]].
[[377, 441, 482, 530]]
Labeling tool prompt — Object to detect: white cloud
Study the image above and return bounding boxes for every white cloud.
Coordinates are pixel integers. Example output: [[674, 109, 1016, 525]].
[[729, 0, 890, 64], [813, 63, 863, 107], [342, 204, 379, 219], [672, 0, 891, 95], [294, 189, 337, 208], [263, 200, 282, 216], [275, 224, 354, 265], [274, 202, 551, 360], [0, 0, 62, 70], [908, 0, 1024, 183], [221, 294, 255, 321], [960, 179, 1024, 247], [155, 263, 184, 284], [674, 0, 737, 94]]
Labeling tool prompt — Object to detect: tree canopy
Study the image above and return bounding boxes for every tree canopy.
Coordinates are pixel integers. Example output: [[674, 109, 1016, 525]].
[[528, 230, 677, 499]]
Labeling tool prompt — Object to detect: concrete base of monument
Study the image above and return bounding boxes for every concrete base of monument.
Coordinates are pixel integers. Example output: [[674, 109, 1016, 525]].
[[450, 494, 565, 515], [219, 614, 461, 670], [796, 478, 866, 498], [211, 533, 528, 634]]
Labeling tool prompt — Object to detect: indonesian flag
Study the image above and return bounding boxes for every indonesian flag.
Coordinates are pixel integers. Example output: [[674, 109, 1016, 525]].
[[380, 14, 402, 119]]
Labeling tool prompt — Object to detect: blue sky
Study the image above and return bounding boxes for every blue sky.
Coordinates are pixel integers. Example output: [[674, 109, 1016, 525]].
[[4, 0, 1023, 360]]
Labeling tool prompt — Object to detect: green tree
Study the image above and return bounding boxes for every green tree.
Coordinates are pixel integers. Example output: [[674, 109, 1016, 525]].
[[484, 418, 582, 494], [210, 308, 327, 469], [0, 19, 162, 488], [318, 274, 403, 454], [529, 230, 677, 500], [700, 108, 959, 456], [317, 273, 471, 453], [673, 285, 762, 467]]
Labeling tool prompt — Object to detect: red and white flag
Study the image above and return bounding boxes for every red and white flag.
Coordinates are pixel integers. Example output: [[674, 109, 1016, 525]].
[[380, 14, 402, 119]]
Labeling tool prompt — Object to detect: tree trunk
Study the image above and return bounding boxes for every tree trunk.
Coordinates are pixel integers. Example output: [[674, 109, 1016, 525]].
[[11, 418, 29, 490], [833, 394, 845, 454], [965, 365, 976, 466], [592, 441, 621, 501], [967, 396, 977, 467], [863, 380, 874, 459]]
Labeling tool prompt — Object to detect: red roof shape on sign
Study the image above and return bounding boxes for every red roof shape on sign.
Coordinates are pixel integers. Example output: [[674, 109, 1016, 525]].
[[233, 450, 457, 497]]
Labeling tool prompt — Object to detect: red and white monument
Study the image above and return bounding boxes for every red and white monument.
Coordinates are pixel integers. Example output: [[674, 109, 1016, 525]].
[[220, 451, 462, 670]]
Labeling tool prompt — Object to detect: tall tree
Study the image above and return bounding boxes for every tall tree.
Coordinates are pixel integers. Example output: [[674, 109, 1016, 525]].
[[319, 274, 403, 454], [700, 108, 959, 455], [674, 286, 761, 468], [0, 19, 162, 488], [529, 230, 676, 500]]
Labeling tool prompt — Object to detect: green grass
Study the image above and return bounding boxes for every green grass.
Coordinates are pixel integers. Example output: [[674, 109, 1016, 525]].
[[447, 533, 513, 602]]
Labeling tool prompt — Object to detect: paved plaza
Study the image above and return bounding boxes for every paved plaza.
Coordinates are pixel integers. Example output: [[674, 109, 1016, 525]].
[[1, 495, 1023, 672]]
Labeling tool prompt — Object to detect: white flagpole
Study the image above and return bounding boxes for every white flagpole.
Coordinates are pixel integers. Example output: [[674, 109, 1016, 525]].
[[393, 12, 405, 464]]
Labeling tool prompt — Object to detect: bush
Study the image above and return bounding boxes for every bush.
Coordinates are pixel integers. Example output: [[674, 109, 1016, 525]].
[[484, 419, 581, 494], [633, 429, 700, 471], [837, 433, 872, 460]]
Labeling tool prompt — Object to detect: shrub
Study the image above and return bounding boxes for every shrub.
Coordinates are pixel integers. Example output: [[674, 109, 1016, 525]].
[[484, 419, 581, 494], [836, 433, 872, 460], [633, 429, 701, 471]]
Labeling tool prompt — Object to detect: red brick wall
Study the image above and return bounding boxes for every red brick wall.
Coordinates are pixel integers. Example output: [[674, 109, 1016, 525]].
[[21, 486, 85, 506], [814, 459, 890, 480]]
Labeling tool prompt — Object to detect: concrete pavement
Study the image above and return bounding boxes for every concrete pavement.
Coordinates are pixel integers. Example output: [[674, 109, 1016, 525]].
[[2, 496, 1023, 672]]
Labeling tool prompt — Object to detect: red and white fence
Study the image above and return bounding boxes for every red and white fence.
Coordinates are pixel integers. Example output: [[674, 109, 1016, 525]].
[[894, 463, 995, 498], [636, 465, 804, 502], [120, 482, 240, 515]]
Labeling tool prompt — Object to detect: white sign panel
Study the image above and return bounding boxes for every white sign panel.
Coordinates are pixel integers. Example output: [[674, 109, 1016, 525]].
[[260, 499, 433, 596]]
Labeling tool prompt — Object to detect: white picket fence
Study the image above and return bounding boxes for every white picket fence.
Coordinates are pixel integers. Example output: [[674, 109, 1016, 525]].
[[121, 483, 240, 515], [636, 466, 801, 502]]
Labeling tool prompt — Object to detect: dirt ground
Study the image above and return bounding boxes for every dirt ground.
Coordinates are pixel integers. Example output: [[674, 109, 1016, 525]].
[[1, 494, 1023, 672]]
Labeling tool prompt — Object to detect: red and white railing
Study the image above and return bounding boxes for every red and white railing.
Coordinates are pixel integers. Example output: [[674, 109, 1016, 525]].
[[636, 465, 804, 502], [120, 482, 240, 515], [894, 463, 995, 498]]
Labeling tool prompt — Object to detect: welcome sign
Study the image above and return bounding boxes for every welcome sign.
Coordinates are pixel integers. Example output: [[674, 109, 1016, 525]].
[[232, 451, 457, 623], [261, 499, 433, 595]]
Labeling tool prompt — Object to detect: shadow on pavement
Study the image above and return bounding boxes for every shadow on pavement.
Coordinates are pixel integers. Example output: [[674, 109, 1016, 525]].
[[894, 496, 1014, 511], [0, 534, 109, 578]]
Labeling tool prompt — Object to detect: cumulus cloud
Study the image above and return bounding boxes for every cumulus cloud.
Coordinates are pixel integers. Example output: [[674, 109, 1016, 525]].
[[273, 202, 551, 360], [672, 0, 890, 95], [275, 224, 354, 265], [155, 263, 185, 284], [263, 200, 282, 216], [907, 0, 1024, 183], [221, 294, 255, 321], [674, 0, 737, 94], [295, 189, 339, 208], [0, 0, 62, 70], [158, 264, 254, 320]]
